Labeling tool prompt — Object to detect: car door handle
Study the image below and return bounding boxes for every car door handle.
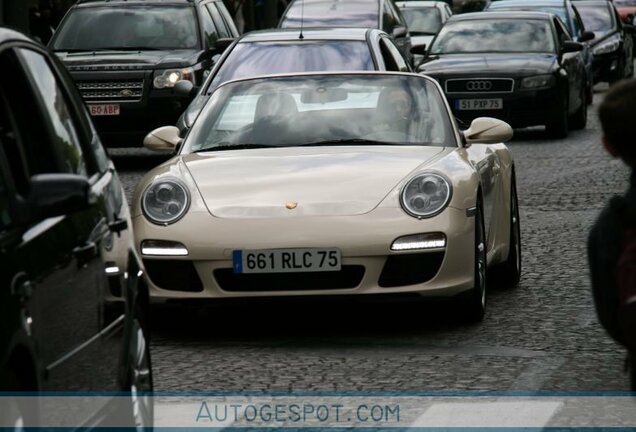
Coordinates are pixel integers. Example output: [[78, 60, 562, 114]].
[[73, 242, 98, 267]]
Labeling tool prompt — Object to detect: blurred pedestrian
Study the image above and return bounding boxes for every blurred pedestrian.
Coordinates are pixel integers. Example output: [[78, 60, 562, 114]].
[[589, 78, 636, 390], [31, 0, 55, 44]]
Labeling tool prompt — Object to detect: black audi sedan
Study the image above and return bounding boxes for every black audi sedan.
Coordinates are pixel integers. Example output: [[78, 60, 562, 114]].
[[417, 11, 588, 138], [279, 0, 413, 63], [0, 27, 152, 427], [49, 0, 239, 147], [176, 28, 412, 133], [575, 0, 635, 83]]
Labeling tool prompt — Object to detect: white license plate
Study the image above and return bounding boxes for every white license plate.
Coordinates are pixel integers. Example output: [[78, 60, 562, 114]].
[[88, 104, 120, 116], [233, 248, 341, 274], [456, 99, 503, 110]]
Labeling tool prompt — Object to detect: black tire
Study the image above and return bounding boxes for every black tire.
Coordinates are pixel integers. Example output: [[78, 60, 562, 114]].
[[545, 97, 569, 139], [570, 87, 587, 130], [459, 199, 487, 323], [121, 310, 154, 431], [491, 173, 521, 288]]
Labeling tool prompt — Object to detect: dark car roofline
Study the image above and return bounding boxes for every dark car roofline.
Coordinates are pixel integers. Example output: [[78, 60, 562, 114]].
[[238, 27, 377, 42], [449, 10, 558, 20]]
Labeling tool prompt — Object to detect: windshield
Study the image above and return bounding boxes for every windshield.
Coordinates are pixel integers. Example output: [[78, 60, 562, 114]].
[[577, 4, 615, 35], [52, 6, 200, 51], [280, 0, 378, 28], [487, 5, 570, 30], [430, 19, 556, 54], [188, 75, 456, 152], [208, 41, 375, 91], [401, 8, 443, 35]]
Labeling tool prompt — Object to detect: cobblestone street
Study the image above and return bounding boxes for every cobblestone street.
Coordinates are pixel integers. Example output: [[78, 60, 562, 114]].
[[113, 86, 632, 392]]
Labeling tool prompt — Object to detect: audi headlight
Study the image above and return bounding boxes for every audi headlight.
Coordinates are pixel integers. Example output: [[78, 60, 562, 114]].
[[142, 178, 190, 225], [593, 35, 621, 55], [520, 74, 556, 90], [401, 173, 452, 218], [153, 67, 195, 89]]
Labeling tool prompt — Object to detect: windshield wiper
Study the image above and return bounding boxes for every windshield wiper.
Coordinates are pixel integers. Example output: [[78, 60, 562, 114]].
[[193, 144, 280, 152], [410, 31, 438, 36], [301, 139, 400, 147]]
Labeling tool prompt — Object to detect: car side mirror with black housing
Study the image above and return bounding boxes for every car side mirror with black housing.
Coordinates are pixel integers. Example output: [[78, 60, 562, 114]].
[[561, 40, 584, 54], [393, 25, 408, 39], [211, 37, 234, 54], [579, 31, 595, 42], [411, 44, 428, 56], [27, 174, 91, 221], [174, 79, 196, 98]]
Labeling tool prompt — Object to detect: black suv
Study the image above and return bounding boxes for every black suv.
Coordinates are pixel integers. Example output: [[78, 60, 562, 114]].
[[0, 27, 151, 426], [49, 0, 239, 147]]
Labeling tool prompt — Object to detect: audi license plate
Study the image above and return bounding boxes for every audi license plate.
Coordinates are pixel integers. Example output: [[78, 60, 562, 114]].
[[233, 248, 341, 274], [456, 99, 503, 110], [89, 104, 120, 116]]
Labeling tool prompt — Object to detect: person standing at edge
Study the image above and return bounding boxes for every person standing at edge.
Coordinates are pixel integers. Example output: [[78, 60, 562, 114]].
[[589, 79, 636, 390]]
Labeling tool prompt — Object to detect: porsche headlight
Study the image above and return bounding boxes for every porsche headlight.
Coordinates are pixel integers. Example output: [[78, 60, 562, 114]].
[[153, 67, 195, 89], [520, 74, 556, 90], [593, 35, 621, 55], [401, 173, 452, 218], [142, 178, 190, 225]]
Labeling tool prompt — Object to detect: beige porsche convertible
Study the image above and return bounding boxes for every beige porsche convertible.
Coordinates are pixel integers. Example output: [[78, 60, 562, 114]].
[[132, 72, 520, 321]]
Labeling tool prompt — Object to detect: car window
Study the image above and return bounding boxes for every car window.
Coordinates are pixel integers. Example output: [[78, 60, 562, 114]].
[[573, 6, 586, 36], [206, 3, 231, 39], [380, 37, 409, 72], [202, 4, 221, 46], [51, 5, 200, 51], [388, 1, 406, 27], [0, 49, 59, 188], [401, 7, 443, 35], [554, 17, 572, 43], [431, 19, 556, 54], [383, 1, 398, 32], [577, 3, 615, 37], [209, 41, 375, 89], [18, 49, 88, 177], [189, 74, 457, 151], [280, 0, 378, 28], [216, 1, 239, 36]]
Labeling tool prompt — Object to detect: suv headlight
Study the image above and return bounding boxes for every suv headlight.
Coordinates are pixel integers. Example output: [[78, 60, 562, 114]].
[[401, 173, 452, 219], [153, 67, 196, 89], [520, 74, 556, 90], [593, 35, 621, 55], [142, 178, 190, 225]]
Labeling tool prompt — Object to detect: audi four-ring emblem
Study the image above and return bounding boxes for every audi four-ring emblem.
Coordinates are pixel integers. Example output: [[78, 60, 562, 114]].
[[466, 81, 493, 91]]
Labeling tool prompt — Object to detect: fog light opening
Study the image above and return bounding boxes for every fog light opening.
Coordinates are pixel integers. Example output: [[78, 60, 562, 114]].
[[391, 233, 446, 251], [141, 240, 189, 256]]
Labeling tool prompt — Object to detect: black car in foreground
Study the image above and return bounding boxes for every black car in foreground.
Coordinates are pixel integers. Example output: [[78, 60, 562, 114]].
[[575, 0, 635, 83], [279, 0, 413, 63], [418, 11, 588, 138], [49, 0, 238, 147], [0, 27, 152, 427], [177, 28, 413, 133]]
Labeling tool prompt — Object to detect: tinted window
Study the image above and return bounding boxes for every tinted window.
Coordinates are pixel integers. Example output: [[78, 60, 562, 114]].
[[19, 49, 87, 176], [281, 0, 378, 28], [206, 3, 231, 39], [431, 19, 556, 54], [189, 75, 456, 151], [401, 7, 443, 34], [577, 4, 615, 36], [210, 41, 375, 89], [487, 4, 570, 30], [52, 6, 200, 50]]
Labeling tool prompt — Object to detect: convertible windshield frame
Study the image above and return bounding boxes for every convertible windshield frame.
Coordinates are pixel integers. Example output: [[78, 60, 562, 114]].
[[183, 72, 460, 154]]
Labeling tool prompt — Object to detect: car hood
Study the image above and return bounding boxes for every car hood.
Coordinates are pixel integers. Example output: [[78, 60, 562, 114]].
[[419, 53, 557, 76], [182, 146, 448, 218], [54, 49, 201, 70]]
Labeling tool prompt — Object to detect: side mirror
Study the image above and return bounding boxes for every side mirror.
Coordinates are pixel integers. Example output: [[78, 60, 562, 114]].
[[579, 31, 595, 42], [393, 26, 408, 39], [143, 126, 182, 152], [561, 40, 584, 53], [463, 117, 513, 145], [410, 44, 428, 56], [28, 174, 90, 221], [174, 80, 195, 98], [211, 37, 234, 54]]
